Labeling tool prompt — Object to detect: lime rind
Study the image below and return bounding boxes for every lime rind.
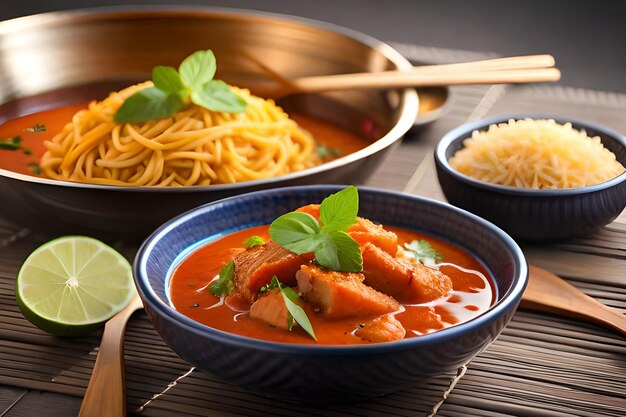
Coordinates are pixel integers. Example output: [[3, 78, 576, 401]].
[[16, 236, 134, 336]]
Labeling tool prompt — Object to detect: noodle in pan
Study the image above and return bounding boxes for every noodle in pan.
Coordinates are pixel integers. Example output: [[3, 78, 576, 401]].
[[40, 82, 320, 187]]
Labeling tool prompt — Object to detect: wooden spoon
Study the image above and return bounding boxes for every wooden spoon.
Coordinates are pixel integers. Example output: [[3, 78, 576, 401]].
[[78, 290, 144, 417], [521, 265, 626, 337]]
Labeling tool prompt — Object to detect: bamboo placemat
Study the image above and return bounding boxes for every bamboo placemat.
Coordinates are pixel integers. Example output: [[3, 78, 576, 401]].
[[1, 45, 625, 416]]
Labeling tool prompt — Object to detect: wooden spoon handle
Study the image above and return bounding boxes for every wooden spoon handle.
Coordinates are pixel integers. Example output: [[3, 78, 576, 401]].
[[521, 265, 626, 337], [78, 292, 144, 417]]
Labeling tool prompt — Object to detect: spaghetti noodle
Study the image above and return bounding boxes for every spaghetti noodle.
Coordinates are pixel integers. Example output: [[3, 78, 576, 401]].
[[39, 82, 321, 186]]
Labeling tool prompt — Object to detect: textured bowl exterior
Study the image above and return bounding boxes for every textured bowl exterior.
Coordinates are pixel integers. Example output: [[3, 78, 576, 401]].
[[134, 185, 527, 401], [435, 115, 626, 241], [0, 8, 418, 240]]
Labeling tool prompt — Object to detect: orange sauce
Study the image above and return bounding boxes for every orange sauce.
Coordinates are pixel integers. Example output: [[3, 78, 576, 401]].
[[0, 106, 369, 178], [0, 105, 84, 176], [169, 225, 494, 345]]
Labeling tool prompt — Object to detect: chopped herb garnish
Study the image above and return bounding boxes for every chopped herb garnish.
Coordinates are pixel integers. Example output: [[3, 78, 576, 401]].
[[404, 240, 443, 267], [193, 303, 199, 308], [0, 136, 21, 150], [27, 162, 42, 175], [316, 145, 341, 158], [244, 235, 265, 249], [209, 261, 235, 296], [25, 124, 46, 133], [267, 276, 316, 341], [269, 186, 363, 272], [23, 149, 33, 155], [259, 277, 279, 294], [115, 50, 246, 123]]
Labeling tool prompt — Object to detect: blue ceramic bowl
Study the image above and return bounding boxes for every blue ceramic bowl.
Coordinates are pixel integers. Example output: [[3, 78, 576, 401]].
[[435, 115, 626, 241], [134, 185, 527, 402]]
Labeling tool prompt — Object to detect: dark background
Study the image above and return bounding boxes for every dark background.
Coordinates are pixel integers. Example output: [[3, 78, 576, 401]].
[[1, 0, 625, 92]]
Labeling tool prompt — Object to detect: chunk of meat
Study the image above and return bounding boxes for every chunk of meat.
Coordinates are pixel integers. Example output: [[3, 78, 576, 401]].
[[362, 243, 452, 304], [355, 314, 406, 343], [233, 240, 314, 302], [296, 264, 400, 318], [348, 217, 399, 255], [296, 204, 398, 255], [249, 290, 289, 330], [295, 204, 320, 218]]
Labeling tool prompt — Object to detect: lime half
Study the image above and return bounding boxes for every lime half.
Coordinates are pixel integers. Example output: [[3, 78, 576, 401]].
[[16, 236, 134, 337]]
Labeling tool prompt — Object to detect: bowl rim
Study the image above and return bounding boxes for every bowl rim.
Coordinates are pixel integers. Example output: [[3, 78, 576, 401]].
[[134, 184, 528, 355], [0, 6, 419, 193], [435, 113, 626, 196]]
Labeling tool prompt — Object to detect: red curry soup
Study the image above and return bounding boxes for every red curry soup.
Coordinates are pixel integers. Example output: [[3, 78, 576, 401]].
[[169, 196, 495, 345]]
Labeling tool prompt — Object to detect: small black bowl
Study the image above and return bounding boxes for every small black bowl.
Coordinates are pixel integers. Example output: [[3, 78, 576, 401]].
[[435, 114, 626, 241]]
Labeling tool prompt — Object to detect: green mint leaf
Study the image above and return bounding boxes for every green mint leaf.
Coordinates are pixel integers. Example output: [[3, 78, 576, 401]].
[[244, 235, 266, 249], [191, 80, 247, 113], [209, 261, 235, 296], [115, 87, 184, 123], [404, 240, 443, 266], [0, 136, 21, 150], [25, 124, 46, 133], [269, 212, 322, 254], [152, 66, 187, 94], [179, 50, 217, 90], [316, 145, 341, 158], [259, 276, 281, 293], [320, 186, 359, 233], [280, 286, 317, 341], [315, 231, 363, 272]]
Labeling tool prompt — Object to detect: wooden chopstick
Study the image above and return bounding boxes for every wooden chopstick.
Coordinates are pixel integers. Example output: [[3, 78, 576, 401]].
[[407, 54, 556, 74], [287, 67, 561, 93], [247, 54, 561, 97]]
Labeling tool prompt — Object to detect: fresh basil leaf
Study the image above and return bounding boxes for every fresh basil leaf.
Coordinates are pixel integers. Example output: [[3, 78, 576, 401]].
[[244, 235, 266, 249], [280, 286, 317, 341], [404, 240, 443, 266], [115, 87, 184, 123], [179, 50, 217, 89], [315, 231, 363, 272], [269, 211, 322, 253], [316, 145, 341, 158], [152, 66, 187, 94], [320, 186, 359, 233], [191, 80, 247, 113], [0, 136, 21, 150], [209, 261, 235, 296]]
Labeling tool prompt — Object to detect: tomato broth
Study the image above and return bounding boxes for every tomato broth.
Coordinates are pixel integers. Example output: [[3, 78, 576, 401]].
[[169, 225, 494, 345]]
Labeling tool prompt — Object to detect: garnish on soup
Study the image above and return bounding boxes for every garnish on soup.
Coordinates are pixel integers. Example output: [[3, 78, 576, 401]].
[[269, 186, 363, 272], [170, 187, 495, 345], [244, 236, 266, 249], [0, 136, 22, 150], [404, 239, 444, 268]]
